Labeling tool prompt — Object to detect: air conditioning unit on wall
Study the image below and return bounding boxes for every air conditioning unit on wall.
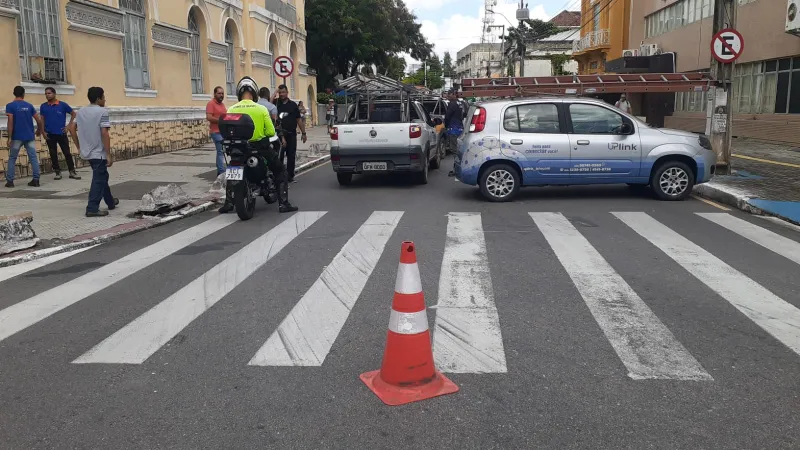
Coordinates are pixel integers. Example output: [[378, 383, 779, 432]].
[[623, 49, 640, 57], [787, 0, 800, 35], [639, 44, 661, 56]]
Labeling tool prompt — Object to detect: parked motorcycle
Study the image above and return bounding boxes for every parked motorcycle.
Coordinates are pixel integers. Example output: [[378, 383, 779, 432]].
[[219, 113, 278, 221]]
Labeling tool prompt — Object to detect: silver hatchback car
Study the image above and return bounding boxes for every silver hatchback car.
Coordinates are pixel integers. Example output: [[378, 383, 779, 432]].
[[453, 97, 717, 202]]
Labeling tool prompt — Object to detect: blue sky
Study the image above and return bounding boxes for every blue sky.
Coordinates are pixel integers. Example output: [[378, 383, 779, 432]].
[[402, 0, 579, 66]]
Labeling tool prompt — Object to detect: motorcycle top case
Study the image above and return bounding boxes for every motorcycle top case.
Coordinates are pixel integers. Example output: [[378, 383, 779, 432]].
[[219, 113, 255, 140]]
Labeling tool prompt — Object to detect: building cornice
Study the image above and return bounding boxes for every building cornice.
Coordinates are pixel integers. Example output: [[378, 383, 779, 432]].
[[0, 0, 19, 18], [249, 4, 306, 37], [206, 0, 243, 11], [151, 22, 191, 53], [65, 0, 124, 40]]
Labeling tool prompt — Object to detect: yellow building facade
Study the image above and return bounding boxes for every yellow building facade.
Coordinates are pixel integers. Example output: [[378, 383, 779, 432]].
[[571, 0, 631, 75], [0, 0, 317, 177]]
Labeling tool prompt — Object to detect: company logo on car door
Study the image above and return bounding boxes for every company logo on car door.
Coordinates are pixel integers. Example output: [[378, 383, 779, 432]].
[[369, 130, 377, 138], [608, 142, 638, 151]]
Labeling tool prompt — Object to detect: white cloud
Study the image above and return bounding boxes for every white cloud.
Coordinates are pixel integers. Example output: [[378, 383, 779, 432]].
[[403, 1, 550, 66]]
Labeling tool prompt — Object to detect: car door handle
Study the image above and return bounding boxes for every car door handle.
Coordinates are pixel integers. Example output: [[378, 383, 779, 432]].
[[577, 140, 590, 145], [510, 139, 523, 145]]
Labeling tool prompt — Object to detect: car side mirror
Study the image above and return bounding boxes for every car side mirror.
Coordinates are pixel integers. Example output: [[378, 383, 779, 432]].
[[619, 123, 633, 135]]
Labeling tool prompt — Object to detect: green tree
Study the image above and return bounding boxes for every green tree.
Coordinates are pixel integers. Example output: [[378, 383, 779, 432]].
[[502, 19, 561, 75], [442, 52, 454, 78], [305, 0, 433, 89], [402, 58, 444, 90], [376, 54, 407, 80]]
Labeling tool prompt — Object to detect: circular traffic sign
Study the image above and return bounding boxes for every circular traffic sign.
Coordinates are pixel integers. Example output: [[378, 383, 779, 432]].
[[273, 56, 294, 78], [711, 28, 744, 63]]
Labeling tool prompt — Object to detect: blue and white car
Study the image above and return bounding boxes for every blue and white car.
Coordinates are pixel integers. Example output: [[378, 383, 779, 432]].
[[453, 97, 717, 202]]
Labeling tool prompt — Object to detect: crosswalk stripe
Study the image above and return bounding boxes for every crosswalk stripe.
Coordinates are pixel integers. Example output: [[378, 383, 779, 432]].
[[432, 212, 507, 373], [531, 212, 712, 381], [73, 212, 326, 364], [614, 212, 800, 357], [0, 215, 238, 344], [248, 211, 403, 366], [0, 245, 99, 284], [697, 213, 800, 265]]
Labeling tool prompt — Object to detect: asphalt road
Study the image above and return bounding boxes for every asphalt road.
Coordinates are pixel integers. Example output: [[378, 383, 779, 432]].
[[2, 157, 800, 449]]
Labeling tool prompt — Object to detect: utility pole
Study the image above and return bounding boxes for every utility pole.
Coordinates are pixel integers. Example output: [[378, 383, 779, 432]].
[[517, 1, 529, 77], [707, 0, 737, 175]]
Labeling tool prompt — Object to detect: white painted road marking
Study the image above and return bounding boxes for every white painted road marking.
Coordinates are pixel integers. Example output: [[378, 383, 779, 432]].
[[615, 212, 800, 357], [248, 211, 402, 366], [531, 212, 712, 381], [0, 245, 99, 284], [697, 213, 800, 265], [433, 212, 507, 374], [0, 215, 238, 344], [74, 212, 325, 364]]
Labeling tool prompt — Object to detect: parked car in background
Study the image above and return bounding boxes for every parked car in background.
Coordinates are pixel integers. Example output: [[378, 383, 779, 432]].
[[454, 97, 717, 202]]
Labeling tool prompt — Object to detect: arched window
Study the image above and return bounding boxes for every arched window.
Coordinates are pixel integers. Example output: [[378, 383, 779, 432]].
[[17, 0, 65, 81], [225, 24, 235, 95], [268, 35, 277, 92], [120, 0, 149, 89], [188, 10, 204, 94]]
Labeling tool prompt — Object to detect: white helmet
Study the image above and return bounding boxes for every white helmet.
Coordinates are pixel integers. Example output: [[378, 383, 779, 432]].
[[237, 76, 259, 102]]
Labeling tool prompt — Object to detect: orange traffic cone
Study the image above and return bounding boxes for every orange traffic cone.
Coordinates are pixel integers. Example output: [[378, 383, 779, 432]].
[[360, 241, 459, 406]]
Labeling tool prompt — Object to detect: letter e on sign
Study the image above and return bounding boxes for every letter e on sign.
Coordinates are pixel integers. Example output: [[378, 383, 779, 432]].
[[711, 28, 744, 64], [273, 56, 294, 78]]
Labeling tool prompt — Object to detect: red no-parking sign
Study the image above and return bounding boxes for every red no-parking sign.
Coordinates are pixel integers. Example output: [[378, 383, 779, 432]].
[[711, 28, 744, 64], [273, 55, 294, 79]]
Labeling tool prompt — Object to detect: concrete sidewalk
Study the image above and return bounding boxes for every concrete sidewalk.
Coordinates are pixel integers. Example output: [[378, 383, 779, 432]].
[[693, 138, 800, 225], [0, 126, 330, 263]]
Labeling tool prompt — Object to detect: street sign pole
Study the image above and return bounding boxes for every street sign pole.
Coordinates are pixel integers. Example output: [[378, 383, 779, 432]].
[[708, 0, 738, 175], [273, 55, 295, 92]]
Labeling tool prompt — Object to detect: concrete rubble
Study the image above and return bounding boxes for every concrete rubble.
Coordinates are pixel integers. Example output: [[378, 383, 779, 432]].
[[0, 211, 40, 256], [136, 184, 192, 215]]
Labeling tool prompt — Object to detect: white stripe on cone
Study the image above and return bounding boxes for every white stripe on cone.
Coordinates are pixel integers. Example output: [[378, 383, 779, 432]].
[[388, 309, 429, 335], [394, 262, 423, 294]]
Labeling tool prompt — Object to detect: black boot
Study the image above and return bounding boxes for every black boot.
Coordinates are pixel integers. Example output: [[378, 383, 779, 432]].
[[219, 183, 234, 213], [277, 178, 298, 213]]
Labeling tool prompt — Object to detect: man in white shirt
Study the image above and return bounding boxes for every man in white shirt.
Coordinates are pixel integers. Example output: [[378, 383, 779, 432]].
[[615, 94, 631, 113]]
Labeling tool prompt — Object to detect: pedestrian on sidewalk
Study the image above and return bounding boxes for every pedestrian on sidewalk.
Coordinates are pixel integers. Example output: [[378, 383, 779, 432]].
[[206, 86, 227, 176], [615, 94, 631, 114], [275, 84, 306, 183], [68, 87, 119, 217], [5, 86, 43, 188], [326, 98, 337, 131], [40, 87, 80, 181], [298, 101, 307, 130]]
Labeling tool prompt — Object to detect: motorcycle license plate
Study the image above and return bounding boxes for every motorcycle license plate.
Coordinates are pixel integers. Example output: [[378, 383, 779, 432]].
[[362, 162, 387, 171], [226, 167, 244, 180]]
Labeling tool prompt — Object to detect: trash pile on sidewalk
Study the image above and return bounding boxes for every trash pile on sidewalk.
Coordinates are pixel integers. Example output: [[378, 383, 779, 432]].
[[693, 138, 800, 225]]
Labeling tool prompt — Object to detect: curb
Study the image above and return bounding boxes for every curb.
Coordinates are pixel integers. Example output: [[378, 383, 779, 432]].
[[693, 183, 800, 227], [0, 154, 331, 268]]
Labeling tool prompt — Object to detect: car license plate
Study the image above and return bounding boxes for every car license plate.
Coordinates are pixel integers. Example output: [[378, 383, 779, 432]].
[[226, 167, 244, 180], [362, 162, 387, 171]]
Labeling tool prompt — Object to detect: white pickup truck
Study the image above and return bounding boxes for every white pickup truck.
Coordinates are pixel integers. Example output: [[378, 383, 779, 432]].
[[329, 99, 444, 185]]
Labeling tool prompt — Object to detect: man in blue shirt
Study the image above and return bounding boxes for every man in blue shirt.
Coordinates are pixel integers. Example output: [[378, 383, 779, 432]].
[[5, 86, 43, 188], [40, 87, 80, 180]]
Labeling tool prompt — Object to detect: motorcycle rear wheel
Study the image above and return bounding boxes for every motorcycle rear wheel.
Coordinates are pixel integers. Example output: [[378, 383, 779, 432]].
[[234, 179, 256, 220]]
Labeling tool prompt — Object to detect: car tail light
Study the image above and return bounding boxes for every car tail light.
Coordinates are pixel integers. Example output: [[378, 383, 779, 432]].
[[410, 153, 420, 160], [409, 125, 422, 138], [331, 155, 340, 162], [469, 107, 486, 133], [329, 127, 338, 140]]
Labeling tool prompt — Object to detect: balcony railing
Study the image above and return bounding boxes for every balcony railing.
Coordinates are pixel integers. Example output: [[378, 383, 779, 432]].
[[572, 29, 610, 53], [265, 0, 296, 25]]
